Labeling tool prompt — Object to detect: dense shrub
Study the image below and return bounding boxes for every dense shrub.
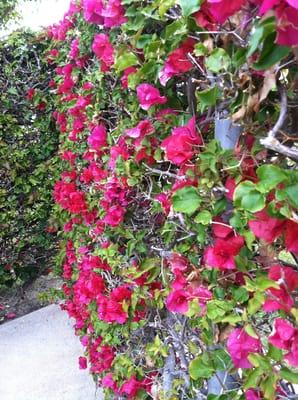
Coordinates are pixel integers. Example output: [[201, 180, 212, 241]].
[[0, 31, 59, 287], [47, 1, 298, 399]]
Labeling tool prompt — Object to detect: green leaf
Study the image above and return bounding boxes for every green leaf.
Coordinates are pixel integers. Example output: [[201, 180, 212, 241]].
[[177, 0, 202, 17], [256, 165, 287, 191], [159, 0, 176, 16], [244, 368, 263, 389], [197, 86, 219, 111], [255, 276, 279, 291], [207, 300, 234, 321], [114, 52, 139, 72], [205, 48, 231, 73], [189, 355, 214, 379], [194, 210, 212, 225], [194, 43, 208, 57], [234, 181, 265, 213], [247, 17, 276, 57], [260, 373, 277, 400], [280, 367, 298, 384], [211, 349, 232, 371], [253, 32, 291, 70], [247, 292, 265, 314], [231, 287, 249, 303], [172, 186, 201, 215], [267, 344, 282, 362], [165, 19, 188, 40], [284, 184, 298, 208], [248, 354, 271, 371]]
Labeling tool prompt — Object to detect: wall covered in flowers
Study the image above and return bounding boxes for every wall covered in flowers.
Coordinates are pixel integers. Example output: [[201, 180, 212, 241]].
[[42, 0, 298, 398]]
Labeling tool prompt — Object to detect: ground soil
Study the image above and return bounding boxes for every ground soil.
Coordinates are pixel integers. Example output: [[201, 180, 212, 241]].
[[0, 273, 62, 324]]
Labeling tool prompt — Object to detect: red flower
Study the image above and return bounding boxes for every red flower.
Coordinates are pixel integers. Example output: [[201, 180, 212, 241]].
[[126, 119, 154, 146], [167, 253, 189, 276], [268, 318, 295, 350], [284, 331, 298, 367], [285, 220, 298, 253], [78, 356, 88, 369], [97, 295, 128, 324], [83, 0, 104, 24], [101, 0, 127, 28], [245, 389, 262, 400], [92, 34, 114, 71], [136, 83, 167, 111], [121, 66, 137, 89], [26, 88, 35, 101], [120, 376, 143, 399], [227, 328, 261, 368], [87, 124, 107, 150], [204, 235, 244, 270], [103, 205, 125, 227], [161, 116, 202, 166], [268, 264, 298, 292], [206, 0, 246, 24], [259, 0, 298, 46], [166, 289, 189, 313], [248, 209, 285, 243], [159, 39, 195, 86], [155, 192, 171, 215]]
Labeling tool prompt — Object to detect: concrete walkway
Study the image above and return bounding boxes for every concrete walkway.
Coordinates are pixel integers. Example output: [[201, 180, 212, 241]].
[[0, 304, 101, 400]]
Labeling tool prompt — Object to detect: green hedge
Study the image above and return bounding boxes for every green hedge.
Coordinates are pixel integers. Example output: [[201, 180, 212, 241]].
[[0, 31, 59, 287]]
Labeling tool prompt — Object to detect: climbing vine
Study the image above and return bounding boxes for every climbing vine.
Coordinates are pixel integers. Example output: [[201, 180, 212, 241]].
[[47, 1, 298, 399]]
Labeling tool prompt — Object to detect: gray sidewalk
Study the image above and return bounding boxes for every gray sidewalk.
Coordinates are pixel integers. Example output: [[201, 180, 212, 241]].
[[0, 304, 101, 400]]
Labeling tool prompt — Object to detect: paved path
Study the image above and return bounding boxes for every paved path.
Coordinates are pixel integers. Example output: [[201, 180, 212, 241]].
[[0, 304, 102, 400]]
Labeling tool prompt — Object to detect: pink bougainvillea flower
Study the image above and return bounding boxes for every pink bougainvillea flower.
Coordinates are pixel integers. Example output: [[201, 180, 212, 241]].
[[259, 0, 280, 14], [284, 331, 298, 367], [102, 373, 119, 392], [189, 286, 212, 314], [108, 137, 130, 169], [83, 0, 104, 24], [78, 356, 88, 369], [26, 88, 35, 101], [103, 205, 125, 227], [263, 286, 294, 313], [245, 389, 262, 400], [161, 116, 202, 165], [92, 34, 114, 71], [97, 295, 128, 324], [167, 253, 189, 276], [248, 209, 285, 243], [159, 39, 195, 86], [120, 376, 143, 399], [206, 0, 246, 24], [227, 328, 261, 368], [225, 176, 237, 200], [101, 0, 127, 28], [121, 66, 137, 89], [284, 220, 298, 253], [268, 264, 298, 292], [69, 38, 80, 59], [90, 343, 115, 373], [155, 192, 171, 215], [87, 125, 107, 150], [268, 318, 295, 350], [6, 313, 17, 319], [166, 289, 189, 313], [212, 217, 234, 238], [136, 83, 167, 111], [53, 181, 88, 214], [204, 235, 244, 270], [258, 0, 298, 46], [126, 119, 154, 146]]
